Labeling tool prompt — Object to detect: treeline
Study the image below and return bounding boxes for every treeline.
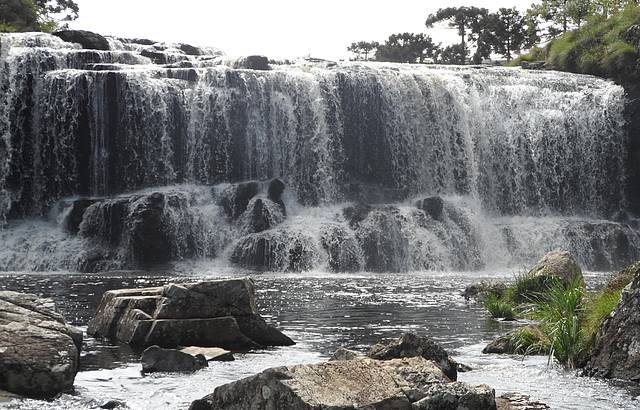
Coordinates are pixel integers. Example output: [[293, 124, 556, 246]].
[[348, 0, 640, 64], [0, 0, 79, 33]]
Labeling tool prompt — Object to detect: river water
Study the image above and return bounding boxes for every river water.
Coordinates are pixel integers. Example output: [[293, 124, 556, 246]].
[[0, 268, 638, 410]]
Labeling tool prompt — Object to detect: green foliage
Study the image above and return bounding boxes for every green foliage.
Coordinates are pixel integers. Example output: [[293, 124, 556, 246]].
[[582, 289, 620, 339], [508, 325, 551, 355], [530, 275, 586, 368], [347, 41, 380, 61], [484, 293, 516, 320], [375, 33, 439, 63], [506, 271, 558, 304], [0, 0, 78, 33], [546, 3, 640, 79]]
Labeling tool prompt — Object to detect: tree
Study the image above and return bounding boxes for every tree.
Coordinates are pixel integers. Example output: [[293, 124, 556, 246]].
[[437, 44, 468, 64], [487, 8, 529, 61], [347, 41, 380, 61], [527, 0, 592, 39], [375, 33, 439, 63], [0, 0, 79, 33], [425, 6, 489, 62]]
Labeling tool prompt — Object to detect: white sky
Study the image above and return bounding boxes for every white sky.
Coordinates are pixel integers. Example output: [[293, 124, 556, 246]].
[[69, 0, 530, 60]]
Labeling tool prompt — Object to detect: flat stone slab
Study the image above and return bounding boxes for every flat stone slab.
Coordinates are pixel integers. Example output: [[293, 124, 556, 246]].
[[181, 346, 234, 361]]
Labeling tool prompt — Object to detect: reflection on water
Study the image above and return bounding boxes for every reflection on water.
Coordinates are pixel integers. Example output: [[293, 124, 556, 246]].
[[0, 269, 638, 409]]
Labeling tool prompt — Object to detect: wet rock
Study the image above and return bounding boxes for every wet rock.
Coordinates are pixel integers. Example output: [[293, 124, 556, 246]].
[[416, 196, 445, 221], [482, 326, 547, 355], [99, 399, 127, 409], [457, 362, 473, 372], [267, 178, 286, 213], [219, 181, 260, 219], [53, 30, 110, 50], [231, 229, 317, 272], [320, 224, 363, 272], [181, 346, 234, 362], [189, 357, 451, 410], [240, 198, 285, 233], [496, 392, 550, 409], [520, 61, 546, 70], [368, 333, 458, 381], [342, 203, 372, 228], [585, 263, 640, 381], [462, 280, 507, 301], [179, 43, 202, 56], [141, 345, 207, 373], [62, 198, 97, 234], [0, 291, 82, 398], [329, 347, 362, 361], [141, 48, 169, 64], [354, 207, 409, 272], [527, 250, 583, 285], [234, 55, 270, 70], [87, 279, 294, 350], [412, 382, 495, 409]]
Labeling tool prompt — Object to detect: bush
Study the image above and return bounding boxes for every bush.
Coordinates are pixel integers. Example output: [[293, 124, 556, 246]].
[[485, 293, 516, 320]]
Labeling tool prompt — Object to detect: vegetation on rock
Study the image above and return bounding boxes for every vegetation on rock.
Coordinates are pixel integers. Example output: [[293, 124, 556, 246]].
[[0, 0, 79, 33]]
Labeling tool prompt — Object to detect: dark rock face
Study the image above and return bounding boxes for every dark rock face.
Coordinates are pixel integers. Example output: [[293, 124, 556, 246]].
[[234, 55, 270, 70], [219, 182, 260, 219], [240, 198, 285, 233], [141, 345, 208, 373], [189, 357, 454, 410], [62, 198, 97, 234], [585, 266, 640, 381], [87, 279, 294, 350], [53, 30, 110, 50], [178, 43, 202, 56], [320, 224, 363, 272], [354, 207, 409, 272], [0, 291, 82, 398], [416, 196, 445, 221], [367, 333, 458, 381], [231, 229, 317, 271]]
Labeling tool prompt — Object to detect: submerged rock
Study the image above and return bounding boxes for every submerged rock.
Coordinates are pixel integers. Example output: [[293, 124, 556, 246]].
[[585, 262, 640, 381], [180, 346, 234, 362], [0, 291, 82, 398], [367, 332, 458, 381], [53, 30, 110, 50], [328, 347, 362, 361], [87, 279, 294, 350], [320, 224, 363, 272], [496, 392, 550, 409], [189, 357, 454, 410], [231, 228, 317, 271], [482, 326, 547, 355], [412, 382, 495, 409], [527, 250, 583, 285], [354, 207, 409, 272], [462, 280, 507, 301], [141, 345, 207, 373]]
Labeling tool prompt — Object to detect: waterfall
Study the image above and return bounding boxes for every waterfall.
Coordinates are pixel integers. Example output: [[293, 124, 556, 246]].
[[0, 32, 635, 273]]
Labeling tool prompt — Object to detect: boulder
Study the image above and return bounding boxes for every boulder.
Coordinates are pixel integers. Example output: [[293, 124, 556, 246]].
[[99, 400, 127, 409], [141, 345, 207, 373], [219, 181, 260, 219], [354, 207, 409, 272], [181, 346, 234, 361], [416, 196, 445, 221], [527, 250, 583, 285], [0, 291, 82, 398], [189, 357, 458, 410], [231, 229, 317, 272], [267, 178, 286, 213], [520, 61, 546, 70], [320, 224, 363, 272], [234, 55, 270, 70], [87, 279, 294, 350], [179, 43, 203, 56], [584, 264, 640, 381], [53, 30, 110, 50], [412, 382, 495, 409], [62, 198, 98, 234], [482, 326, 547, 355], [367, 333, 458, 381], [496, 393, 550, 409], [239, 198, 285, 233], [329, 347, 362, 361], [342, 203, 372, 228], [462, 280, 507, 301]]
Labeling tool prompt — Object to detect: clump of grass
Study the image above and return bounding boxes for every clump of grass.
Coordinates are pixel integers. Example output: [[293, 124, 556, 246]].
[[531, 275, 586, 368], [484, 293, 515, 321], [505, 271, 557, 304], [508, 325, 551, 356]]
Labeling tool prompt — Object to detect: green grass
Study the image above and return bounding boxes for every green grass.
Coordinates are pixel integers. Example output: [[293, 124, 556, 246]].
[[508, 325, 551, 356], [485, 293, 516, 320]]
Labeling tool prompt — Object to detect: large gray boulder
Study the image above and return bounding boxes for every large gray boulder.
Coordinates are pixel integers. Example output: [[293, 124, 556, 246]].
[[189, 357, 473, 410], [585, 265, 640, 381], [53, 30, 110, 50], [527, 250, 583, 285], [0, 291, 82, 398], [368, 333, 458, 381], [87, 279, 294, 350]]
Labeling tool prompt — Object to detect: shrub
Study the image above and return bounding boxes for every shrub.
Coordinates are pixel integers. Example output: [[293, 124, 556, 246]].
[[485, 293, 516, 320]]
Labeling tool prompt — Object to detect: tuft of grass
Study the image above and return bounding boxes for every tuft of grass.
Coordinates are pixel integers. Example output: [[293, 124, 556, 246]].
[[531, 275, 586, 368], [509, 325, 551, 356], [506, 271, 558, 304], [485, 293, 516, 321]]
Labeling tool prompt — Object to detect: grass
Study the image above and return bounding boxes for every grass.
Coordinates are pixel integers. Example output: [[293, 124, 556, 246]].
[[485, 293, 516, 320], [483, 260, 638, 368], [513, 4, 640, 82]]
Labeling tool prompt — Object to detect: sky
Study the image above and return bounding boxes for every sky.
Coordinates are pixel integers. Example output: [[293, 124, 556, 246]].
[[69, 0, 530, 60]]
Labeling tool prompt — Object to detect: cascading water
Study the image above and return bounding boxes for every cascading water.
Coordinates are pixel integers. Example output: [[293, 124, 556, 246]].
[[0, 32, 637, 273]]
